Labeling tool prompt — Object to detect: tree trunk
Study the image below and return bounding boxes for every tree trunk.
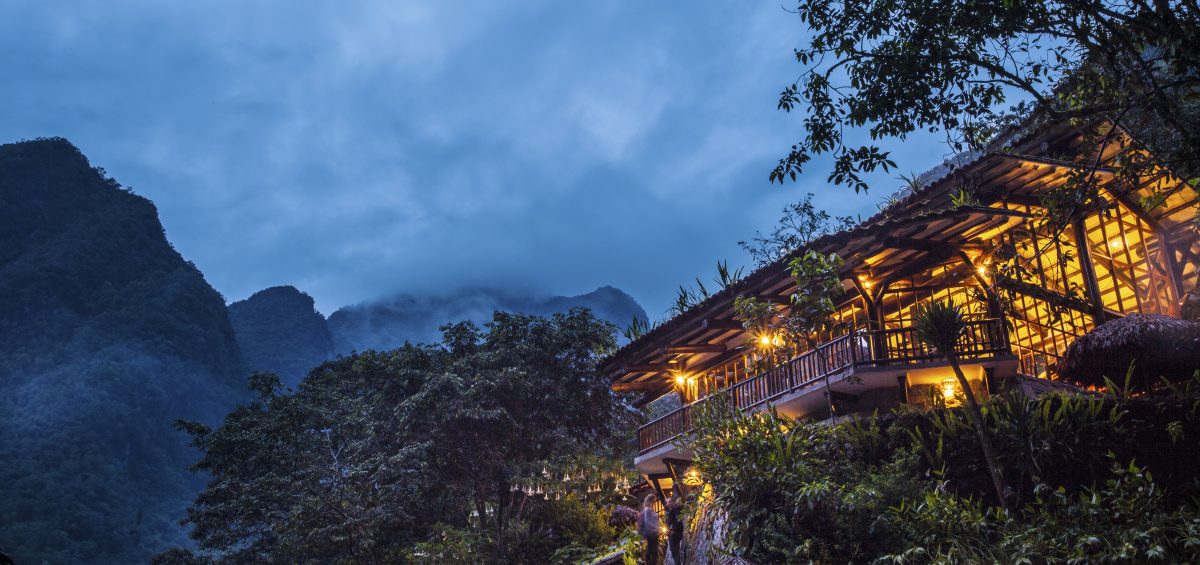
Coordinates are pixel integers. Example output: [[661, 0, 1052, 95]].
[[946, 352, 1013, 516]]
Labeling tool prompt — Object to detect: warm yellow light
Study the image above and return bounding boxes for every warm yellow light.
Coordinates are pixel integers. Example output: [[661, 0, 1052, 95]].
[[859, 275, 873, 289], [674, 374, 686, 386], [941, 378, 958, 403], [976, 265, 988, 277], [683, 468, 703, 486], [1109, 237, 1125, 251], [758, 334, 773, 347]]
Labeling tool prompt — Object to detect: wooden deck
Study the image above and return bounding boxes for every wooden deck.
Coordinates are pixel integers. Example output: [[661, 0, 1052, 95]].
[[636, 318, 1009, 454]]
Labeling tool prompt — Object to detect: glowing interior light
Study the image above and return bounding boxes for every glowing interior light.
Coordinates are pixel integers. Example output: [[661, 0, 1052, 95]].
[[976, 265, 988, 276], [674, 374, 686, 386], [758, 334, 773, 347], [1109, 237, 1125, 251], [941, 378, 958, 402]]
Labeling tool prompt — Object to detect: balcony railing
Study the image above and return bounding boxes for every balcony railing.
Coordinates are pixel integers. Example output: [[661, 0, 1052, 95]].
[[636, 318, 1009, 454]]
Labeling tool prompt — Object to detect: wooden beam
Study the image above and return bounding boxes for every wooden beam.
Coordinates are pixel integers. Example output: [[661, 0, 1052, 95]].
[[612, 381, 662, 392], [700, 318, 744, 331], [1073, 220, 1109, 320], [993, 152, 1119, 176], [878, 234, 959, 253], [663, 344, 726, 354], [995, 276, 1096, 317], [1104, 186, 1185, 299], [626, 363, 676, 373]]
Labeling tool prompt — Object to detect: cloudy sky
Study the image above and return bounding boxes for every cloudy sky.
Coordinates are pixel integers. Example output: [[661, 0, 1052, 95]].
[[0, 1, 950, 319]]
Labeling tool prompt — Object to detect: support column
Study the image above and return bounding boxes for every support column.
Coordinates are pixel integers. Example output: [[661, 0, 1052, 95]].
[[1073, 220, 1108, 321]]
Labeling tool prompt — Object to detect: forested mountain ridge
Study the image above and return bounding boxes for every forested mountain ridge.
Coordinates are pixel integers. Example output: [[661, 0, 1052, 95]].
[[231, 285, 647, 384], [0, 138, 248, 564], [327, 285, 648, 354], [0, 138, 650, 563], [228, 285, 333, 387]]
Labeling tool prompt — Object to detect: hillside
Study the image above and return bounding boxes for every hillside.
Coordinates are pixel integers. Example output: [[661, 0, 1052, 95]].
[[0, 139, 247, 564], [228, 286, 334, 387], [327, 285, 648, 354]]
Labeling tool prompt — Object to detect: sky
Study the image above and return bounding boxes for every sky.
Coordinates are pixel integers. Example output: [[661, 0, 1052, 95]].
[[0, 0, 953, 319]]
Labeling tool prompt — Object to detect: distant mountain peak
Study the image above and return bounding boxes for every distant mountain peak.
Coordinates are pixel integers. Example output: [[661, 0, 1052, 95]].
[[229, 285, 333, 387], [326, 285, 647, 354]]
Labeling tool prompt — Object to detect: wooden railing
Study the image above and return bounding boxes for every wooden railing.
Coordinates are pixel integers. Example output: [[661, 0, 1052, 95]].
[[875, 318, 1009, 364], [636, 318, 1008, 454]]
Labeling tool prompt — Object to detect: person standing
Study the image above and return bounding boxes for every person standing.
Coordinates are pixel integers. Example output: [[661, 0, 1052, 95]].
[[665, 491, 684, 564], [638, 494, 662, 565]]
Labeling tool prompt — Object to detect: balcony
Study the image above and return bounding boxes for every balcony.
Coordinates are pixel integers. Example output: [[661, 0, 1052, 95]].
[[636, 318, 1010, 454]]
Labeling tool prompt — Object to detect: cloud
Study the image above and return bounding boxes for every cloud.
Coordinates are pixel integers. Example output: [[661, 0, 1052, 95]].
[[0, 0, 948, 318]]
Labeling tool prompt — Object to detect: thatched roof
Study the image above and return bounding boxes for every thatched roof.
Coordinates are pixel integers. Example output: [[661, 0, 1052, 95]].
[[1059, 314, 1200, 390]]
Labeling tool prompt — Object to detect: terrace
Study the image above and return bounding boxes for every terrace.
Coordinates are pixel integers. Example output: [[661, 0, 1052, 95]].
[[636, 317, 1010, 455]]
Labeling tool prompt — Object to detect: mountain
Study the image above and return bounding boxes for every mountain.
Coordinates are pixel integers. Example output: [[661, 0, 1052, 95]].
[[228, 286, 334, 387], [327, 285, 648, 354], [0, 138, 247, 564]]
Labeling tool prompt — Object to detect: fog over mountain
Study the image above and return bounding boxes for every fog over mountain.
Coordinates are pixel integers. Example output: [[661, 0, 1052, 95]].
[[326, 285, 648, 354], [0, 138, 648, 562], [229, 284, 647, 386]]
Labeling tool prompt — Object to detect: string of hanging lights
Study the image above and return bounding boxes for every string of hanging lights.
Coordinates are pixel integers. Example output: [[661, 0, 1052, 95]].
[[508, 457, 638, 501]]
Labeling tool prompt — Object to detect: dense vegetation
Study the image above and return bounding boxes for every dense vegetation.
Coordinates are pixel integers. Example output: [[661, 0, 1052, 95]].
[[328, 286, 647, 353], [158, 309, 643, 564], [686, 378, 1200, 563], [771, 0, 1200, 193], [0, 139, 249, 563], [228, 286, 335, 387]]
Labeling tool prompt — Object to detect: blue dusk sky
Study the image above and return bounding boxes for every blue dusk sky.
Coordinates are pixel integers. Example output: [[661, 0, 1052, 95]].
[[0, 1, 953, 319]]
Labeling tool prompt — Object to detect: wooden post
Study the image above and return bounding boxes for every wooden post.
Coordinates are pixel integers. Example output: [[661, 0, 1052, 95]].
[[850, 277, 886, 363], [1073, 220, 1108, 321]]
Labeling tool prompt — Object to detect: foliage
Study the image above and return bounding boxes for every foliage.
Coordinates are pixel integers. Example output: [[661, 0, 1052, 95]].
[[0, 138, 249, 564], [688, 396, 928, 563], [621, 315, 654, 342], [735, 249, 845, 380], [884, 459, 1200, 564], [227, 286, 334, 387], [912, 300, 1012, 512], [738, 193, 856, 266], [686, 381, 1200, 563], [771, 0, 1200, 192], [166, 309, 638, 563]]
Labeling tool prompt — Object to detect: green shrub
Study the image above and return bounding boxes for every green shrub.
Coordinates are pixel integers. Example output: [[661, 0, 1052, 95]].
[[688, 396, 927, 563], [687, 383, 1200, 563], [883, 459, 1200, 563]]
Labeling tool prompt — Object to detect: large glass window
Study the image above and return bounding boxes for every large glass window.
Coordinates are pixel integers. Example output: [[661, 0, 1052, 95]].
[[1080, 199, 1179, 316]]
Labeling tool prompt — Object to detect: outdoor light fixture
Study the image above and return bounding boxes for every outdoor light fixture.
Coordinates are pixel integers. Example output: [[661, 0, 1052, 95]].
[[683, 468, 703, 486], [1109, 237, 1125, 251], [941, 378, 960, 406], [756, 332, 784, 349]]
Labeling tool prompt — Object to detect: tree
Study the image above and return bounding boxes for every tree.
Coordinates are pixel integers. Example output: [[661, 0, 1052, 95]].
[[912, 300, 1013, 514], [167, 309, 637, 563], [772, 1, 1200, 197], [738, 193, 855, 267]]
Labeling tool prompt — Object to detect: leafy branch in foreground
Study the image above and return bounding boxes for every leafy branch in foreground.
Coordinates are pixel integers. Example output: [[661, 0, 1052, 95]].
[[772, 1, 1200, 193]]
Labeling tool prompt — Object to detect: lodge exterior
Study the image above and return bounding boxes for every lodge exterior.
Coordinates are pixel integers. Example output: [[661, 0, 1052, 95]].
[[602, 118, 1200, 497]]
